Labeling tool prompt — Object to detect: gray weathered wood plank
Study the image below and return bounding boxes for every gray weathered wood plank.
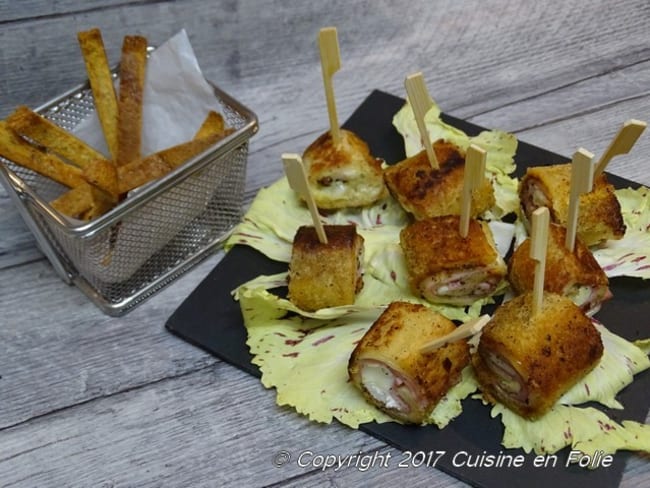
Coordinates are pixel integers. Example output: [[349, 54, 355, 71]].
[[0, 365, 389, 487], [0, 256, 221, 429]]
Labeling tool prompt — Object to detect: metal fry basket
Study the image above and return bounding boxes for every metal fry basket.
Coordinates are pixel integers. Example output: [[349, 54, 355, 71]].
[[0, 78, 257, 316]]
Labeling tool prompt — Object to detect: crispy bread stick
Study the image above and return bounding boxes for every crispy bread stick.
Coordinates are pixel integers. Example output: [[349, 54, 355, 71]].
[[82, 158, 119, 198], [116, 35, 147, 166], [77, 28, 119, 159], [155, 110, 232, 169], [115, 133, 222, 194], [117, 154, 172, 194], [115, 111, 231, 193], [6, 106, 109, 169], [50, 182, 116, 220], [0, 121, 85, 188], [194, 111, 227, 139]]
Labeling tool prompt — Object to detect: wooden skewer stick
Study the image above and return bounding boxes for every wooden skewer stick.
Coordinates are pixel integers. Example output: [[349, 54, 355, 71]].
[[459, 144, 486, 238], [530, 206, 550, 316], [420, 314, 491, 354], [319, 27, 342, 145], [565, 148, 594, 252], [404, 72, 439, 169], [282, 153, 328, 244], [594, 119, 646, 177]]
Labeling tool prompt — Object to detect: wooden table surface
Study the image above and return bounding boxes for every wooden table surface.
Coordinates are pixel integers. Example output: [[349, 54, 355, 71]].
[[1, 1, 648, 486]]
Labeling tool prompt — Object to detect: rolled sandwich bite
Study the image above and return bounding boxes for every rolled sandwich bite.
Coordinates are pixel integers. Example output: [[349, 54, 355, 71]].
[[384, 139, 495, 219], [302, 129, 387, 210], [508, 223, 611, 315], [400, 216, 507, 305], [287, 224, 364, 312], [519, 163, 625, 246], [348, 301, 470, 424], [473, 292, 604, 419]]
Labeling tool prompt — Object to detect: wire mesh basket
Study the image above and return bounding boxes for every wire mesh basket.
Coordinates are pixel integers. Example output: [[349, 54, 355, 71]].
[[0, 77, 257, 316]]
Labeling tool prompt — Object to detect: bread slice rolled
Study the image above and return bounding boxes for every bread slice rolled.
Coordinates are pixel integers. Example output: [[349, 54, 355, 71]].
[[400, 215, 507, 305], [508, 223, 611, 315], [348, 301, 470, 424], [472, 292, 604, 419], [384, 139, 494, 220], [287, 224, 364, 311], [519, 163, 625, 246], [302, 129, 386, 210]]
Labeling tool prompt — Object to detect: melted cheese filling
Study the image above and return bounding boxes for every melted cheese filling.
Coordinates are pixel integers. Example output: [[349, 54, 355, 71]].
[[361, 362, 403, 410]]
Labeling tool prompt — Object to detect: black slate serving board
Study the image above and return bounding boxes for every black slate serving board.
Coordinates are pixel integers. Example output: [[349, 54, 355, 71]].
[[166, 90, 650, 488]]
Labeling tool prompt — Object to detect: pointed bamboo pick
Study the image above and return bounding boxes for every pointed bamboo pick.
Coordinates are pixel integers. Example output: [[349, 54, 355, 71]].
[[459, 144, 486, 238], [419, 314, 491, 354], [319, 27, 342, 145], [594, 119, 646, 177], [530, 206, 550, 316], [565, 148, 594, 252], [404, 72, 439, 169], [282, 153, 328, 244]]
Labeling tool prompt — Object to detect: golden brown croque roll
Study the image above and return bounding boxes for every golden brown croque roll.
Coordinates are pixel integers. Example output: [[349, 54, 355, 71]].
[[384, 139, 495, 220], [519, 163, 625, 246], [348, 301, 470, 424], [287, 224, 364, 312], [400, 216, 506, 305], [508, 223, 611, 314], [472, 292, 604, 419], [302, 129, 387, 210]]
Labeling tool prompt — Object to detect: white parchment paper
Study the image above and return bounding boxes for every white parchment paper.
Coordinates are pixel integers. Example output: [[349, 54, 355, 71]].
[[74, 29, 223, 156]]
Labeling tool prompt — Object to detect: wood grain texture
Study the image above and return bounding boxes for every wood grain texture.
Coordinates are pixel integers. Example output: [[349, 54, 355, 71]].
[[1, 1, 649, 487]]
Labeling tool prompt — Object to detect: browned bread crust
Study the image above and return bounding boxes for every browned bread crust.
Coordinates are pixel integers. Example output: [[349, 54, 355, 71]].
[[519, 163, 625, 246], [400, 216, 506, 302], [348, 301, 470, 424], [508, 223, 609, 296], [302, 129, 386, 209], [116, 35, 148, 167], [384, 139, 495, 219], [473, 292, 604, 419], [401, 216, 499, 273], [77, 28, 120, 160], [287, 224, 364, 311], [6, 105, 109, 169]]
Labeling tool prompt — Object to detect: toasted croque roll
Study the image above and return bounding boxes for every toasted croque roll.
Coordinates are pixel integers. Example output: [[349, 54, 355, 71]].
[[473, 292, 604, 419], [519, 164, 625, 246], [287, 224, 364, 311], [400, 216, 507, 305], [508, 223, 612, 315], [383, 139, 495, 220], [301, 129, 387, 210], [348, 301, 470, 424]]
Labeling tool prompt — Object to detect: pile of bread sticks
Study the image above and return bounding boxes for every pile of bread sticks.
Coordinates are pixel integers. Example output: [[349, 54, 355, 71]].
[[0, 28, 232, 221]]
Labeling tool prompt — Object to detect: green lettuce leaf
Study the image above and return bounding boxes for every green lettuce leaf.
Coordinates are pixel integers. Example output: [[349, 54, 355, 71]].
[[484, 324, 650, 455], [496, 405, 650, 459], [573, 420, 650, 457], [239, 284, 477, 429], [225, 177, 410, 262], [592, 186, 650, 279], [494, 404, 627, 455], [558, 324, 650, 409], [230, 206, 516, 323], [429, 366, 478, 429], [236, 274, 390, 322], [635, 338, 650, 354]]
